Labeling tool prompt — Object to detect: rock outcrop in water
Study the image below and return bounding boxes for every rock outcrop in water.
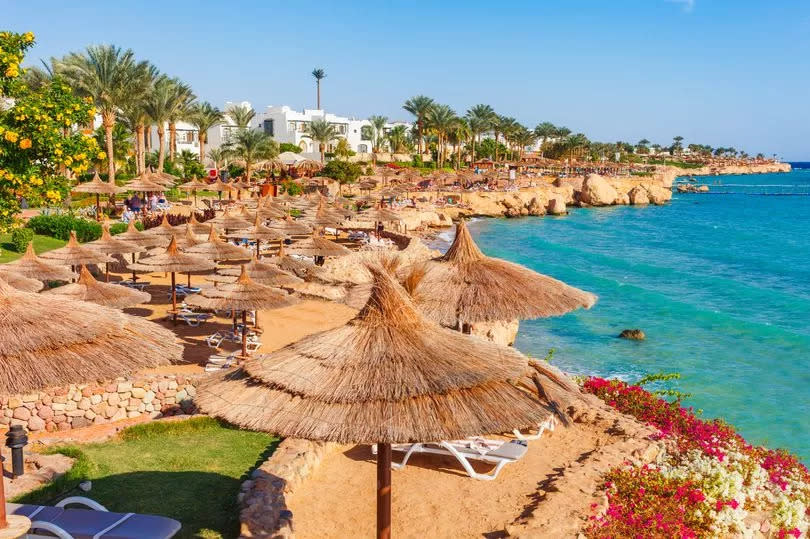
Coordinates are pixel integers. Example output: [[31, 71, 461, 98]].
[[619, 329, 646, 340], [580, 174, 620, 206]]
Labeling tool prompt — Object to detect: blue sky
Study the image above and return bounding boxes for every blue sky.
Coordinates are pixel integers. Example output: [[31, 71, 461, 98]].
[[4, 0, 809, 159]]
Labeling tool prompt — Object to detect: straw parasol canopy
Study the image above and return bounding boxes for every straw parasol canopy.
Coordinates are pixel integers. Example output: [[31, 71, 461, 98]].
[[88, 224, 144, 256], [177, 176, 208, 192], [174, 223, 204, 249], [209, 178, 234, 193], [113, 220, 166, 249], [185, 226, 253, 261], [0, 276, 180, 394], [2, 243, 75, 282], [195, 265, 552, 538], [123, 175, 165, 192], [361, 207, 403, 223], [266, 215, 312, 236], [0, 270, 43, 293], [186, 265, 297, 357], [295, 159, 322, 174], [413, 220, 597, 327], [287, 236, 351, 259], [266, 243, 322, 280], [143, 214, 178, 238], [207, 210, 253, 231], [182, 213, 213, 236], [71, 172, 125, 220], [128, 236, 216, 321], [225, 216, 287, 258], [217, 257, 304, 288], [44, 265, 151, 308], [40, 231, 114, 268]]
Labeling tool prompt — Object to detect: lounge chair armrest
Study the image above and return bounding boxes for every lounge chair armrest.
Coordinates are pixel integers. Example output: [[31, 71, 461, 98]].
[[55, 496, 109, 511], [30, 520, 74, 539]]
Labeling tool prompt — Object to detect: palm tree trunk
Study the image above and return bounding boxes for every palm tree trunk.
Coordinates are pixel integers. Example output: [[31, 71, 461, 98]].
[[103, 112, 116, 182], [169, 122, 177, 161], [320, 144, 325, 163], [494, 132, 499, 162], [246, 162, 252, 183], [133, 126, 141, 175], [157, 126, 166, 172], [137, 124, 146, 173], [199, 133, 206, 165], [417, 120, 422, 155], [316, 81, 321, 109]]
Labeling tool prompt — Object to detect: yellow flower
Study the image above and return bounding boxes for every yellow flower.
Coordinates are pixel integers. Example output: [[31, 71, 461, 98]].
[[19, 138, 32, 149], [4, 131, 18, 143], [97, 151, 106, 160], [23, 32, 34, 43], [4, 64, 19, 77]]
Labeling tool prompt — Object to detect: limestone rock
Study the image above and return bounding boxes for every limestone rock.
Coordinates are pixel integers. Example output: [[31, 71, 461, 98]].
[[580, 174, 619, 206], [618, 329, 646, 340], [469, 319, 520, 347], [628, 186, 650, 205], [547, 195, 567, 215]]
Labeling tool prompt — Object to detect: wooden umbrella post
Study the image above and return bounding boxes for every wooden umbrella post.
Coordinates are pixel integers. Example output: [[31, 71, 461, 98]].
[[187, 272, 191, 288], [241, 310, 247, 358], [96, 193, 101, 222], [256, 240, 260, 259], [105, 262, 109, 282], [0, 465, 7, 528], [377, 443, 392, 539], [171, 272, 177, 324]]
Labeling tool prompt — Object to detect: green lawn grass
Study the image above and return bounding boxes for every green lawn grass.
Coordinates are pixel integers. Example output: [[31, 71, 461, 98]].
[[16, 417, 279, 539], [0, 233, 66, 263]]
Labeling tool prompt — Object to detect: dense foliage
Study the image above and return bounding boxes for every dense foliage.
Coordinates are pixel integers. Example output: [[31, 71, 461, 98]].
[[9, 226, 33, 252], [584, 377, 810, 538], [321, 159, 362, 185], [26, 214, 101, 242], [0, 31, 103, 229]]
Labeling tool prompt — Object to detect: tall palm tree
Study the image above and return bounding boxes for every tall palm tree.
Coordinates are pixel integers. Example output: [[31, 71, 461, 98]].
[[303, 119, 338, 163], [117, 64, 158, 174], [498, 117, 519, 160], [207, 146, 229, 171], [402, 95, 435, 156], [21, 58, 57, 90], [465, 104, 496, 165], [143, 76, 175, 172], [189, 102, 224, 165], [225, 130, 279, 182], [367, 115, 388, 153], [166, 78, 196, 161], [312, 68, 326, 109], [534, 122, 557, 157], [427, 104, 456, 168], [225, 103, 256, 129], [386, 125, 409, 154], [513, 127, 536, 162], [448, 117, 470, 171], [57, 45, 147, 182]]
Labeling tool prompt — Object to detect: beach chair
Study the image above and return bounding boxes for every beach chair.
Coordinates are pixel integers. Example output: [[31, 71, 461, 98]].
[[373, 438, 528, 481], [205, 332, 227, 348], [170, 285, 201, 298], [9, 497, 181, 539], [512, 415, 557, 442], [205, 353, 236, 372], [118, 280, 150, 291], [176, 308, 213, 327]]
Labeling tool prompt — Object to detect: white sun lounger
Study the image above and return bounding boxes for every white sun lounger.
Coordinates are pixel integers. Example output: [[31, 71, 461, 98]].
[[9, 497, 180, 539], [512, 415, 557, 441], [374, 439, 528, 481], [175, 308, 212, 327]]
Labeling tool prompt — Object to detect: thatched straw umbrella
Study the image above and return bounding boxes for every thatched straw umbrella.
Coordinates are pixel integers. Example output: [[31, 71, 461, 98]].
[[87, 224, 145, 281], [44, 265, 151, 308], [178, 176, 209, 207], [184, 213, 214, 236], [207, 210, 252, 233], [2, 242, 75, 282], [0, 270, 43, 293], [287, 236, 351, 266], [266, 243, 322, 280], [174, 223, 204, 250], [217, 257, 303, 288], [40, 231, 114, 274], [186, 225, 252, 262], [195, 265, 551, 539], [209, 178, 234, 201], [414, 221, 597, 330], [110, 220, 166, 283], [266, 215, 312, 237], [186, 265, 296, 357], [143, 214, 177, 239], [295, 159, 322, 175], [123, 175, 164, 193], [71, 172, 125, 221], [128, 236, 216, 323], [224, 216, 287, 258]]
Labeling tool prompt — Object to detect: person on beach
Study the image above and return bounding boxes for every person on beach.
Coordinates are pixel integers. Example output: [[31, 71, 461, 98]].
[[130, 194, 141, 214]]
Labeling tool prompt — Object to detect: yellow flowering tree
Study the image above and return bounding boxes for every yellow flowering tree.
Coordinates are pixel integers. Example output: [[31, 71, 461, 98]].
[[0, 31, 101, 228]]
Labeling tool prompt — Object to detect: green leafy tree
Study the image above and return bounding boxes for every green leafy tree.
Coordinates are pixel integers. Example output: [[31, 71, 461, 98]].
[[188, 101, 223, 165], [302, 119, 338, 163], [225, 129, 278, 181], [57, 44, 147, 182], [402, 95, 435, 155], [333, 138, 354, 160], [0, 31, 100, 227], [321, 159, 362, 193], [177, 149, 205, 178], [465, 104, 496, 164]]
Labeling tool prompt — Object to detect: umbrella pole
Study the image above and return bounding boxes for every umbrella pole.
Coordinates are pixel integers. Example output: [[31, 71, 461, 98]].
[[241, 310, 247, 358], [171, 272, 177, 324], [96, 193, 101, 221], [232, 310, 237, 332], [131, 253, 137, 283], [377, 443, 392, 539], [0, 458, 8, 528], [187, 272, 191, 288], [105, 262, 110, 283]]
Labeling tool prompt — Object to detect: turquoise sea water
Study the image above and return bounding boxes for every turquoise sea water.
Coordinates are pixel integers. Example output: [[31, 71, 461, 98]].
[[460, 167, 810, 460]]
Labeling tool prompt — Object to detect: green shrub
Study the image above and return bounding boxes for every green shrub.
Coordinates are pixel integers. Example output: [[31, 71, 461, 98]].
[[27, 215, 102, 242], [109, 221, 143, 235], [10, 228, 33, 252]]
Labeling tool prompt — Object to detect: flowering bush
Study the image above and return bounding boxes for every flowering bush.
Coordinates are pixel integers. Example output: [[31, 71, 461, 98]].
[[0, 31, 101, 229], [584, 377, 810, 537]]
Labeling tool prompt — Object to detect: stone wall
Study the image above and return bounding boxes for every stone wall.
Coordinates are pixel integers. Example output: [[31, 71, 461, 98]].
[[239, 438, 337, 538], [0, 373, 204, 433]]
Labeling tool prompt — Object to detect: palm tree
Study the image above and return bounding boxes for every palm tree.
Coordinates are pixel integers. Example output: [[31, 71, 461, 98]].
[[368, 115, 389, 154], [386, 125, 409, 154], [207, 146, 229, 171], [302, 119, 338, 163], [513, 127, 536, 162], [555, 126, 572, 139], [465, 104, 496, 165], [225, 103, 256, 129], [189, 102, 224, 165], [402, 95, 435, 156], [117, 64, 157, 174], [21, 58, 56, 90], [498, 117, 519, 160], [143, 76, 175, 172], [311, 68, 326, 109], [672, 135, 684, 155], [57, 44, 147, 182], [166, 78, 195, 161], [564, 133, 590, 161], [93, 124, 132, 172], [534, 122, 557, 157], [448, 118, 470, 170], [225, 129, 279, 182], [427, 104, 456, 168]]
